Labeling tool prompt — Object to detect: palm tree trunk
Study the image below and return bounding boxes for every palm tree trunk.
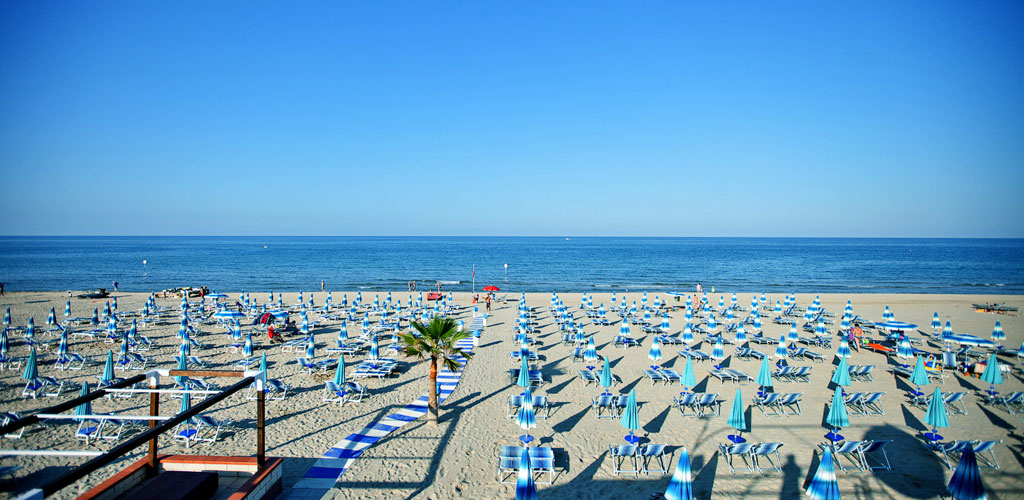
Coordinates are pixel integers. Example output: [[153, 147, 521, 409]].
[[427, 356, 439, 423]]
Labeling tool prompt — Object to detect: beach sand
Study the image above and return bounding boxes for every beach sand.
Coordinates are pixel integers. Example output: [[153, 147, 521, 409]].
[[1, 291, 1022, 499]]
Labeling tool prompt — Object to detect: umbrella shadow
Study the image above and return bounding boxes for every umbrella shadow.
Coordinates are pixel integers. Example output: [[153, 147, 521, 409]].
[[693, 376, 710, 393], [866, 423, 947, 498], [954, 375, 980, 392], [642, 406, 671, 434], [692, 452, 718, 499], [900, 404, 927, 433], [660, 356, 678, 369], [619, 378, 642, 394], [552, 406, 590, 434], [974, 402, 1016, 431], [545, 377, 574, 396], [801, 449, 820, 490]]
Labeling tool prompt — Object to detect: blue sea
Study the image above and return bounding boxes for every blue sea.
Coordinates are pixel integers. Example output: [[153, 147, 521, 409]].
[[0, 237, 1022, 294]]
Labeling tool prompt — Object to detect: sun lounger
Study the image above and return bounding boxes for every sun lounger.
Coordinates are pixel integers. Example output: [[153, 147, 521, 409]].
[[709, 369, 738, 384], [609, 444, 640, 476], [592, 394, 617, 419], [848, 365, 875, 381], [773, 366, 794, 380], [754, 392, 782, 416], [792, 347, 824, 363], [642, 369, 667, 385], [656, 335, 683, 345], [578, 369, 598, 385], [982, 391, 1024, 415], [498, 446, 554, 484], [859, 440, 892, 472], [777, 393, 802, 415], [693, 392, 722, 416], [507, 394, 551, 419], [751, 443, 784, 473], [788, 366, 811, 383], [736, 347, 766, 360], [508, 368, 545, 386], [614, 336, 641, 348], [638, 443, 667, 475], [22, 377, 64, 399], [658, 369, 682, 384], [718, 442, 757, 474], [724, 369, 753, 385], [820, 440, 867, 472], [2, 412, 25, 439], [930, 440, 1001, 470], [673, 393, 700, 417], [751, 334, 779, 345], [679, 350, 711, 362]]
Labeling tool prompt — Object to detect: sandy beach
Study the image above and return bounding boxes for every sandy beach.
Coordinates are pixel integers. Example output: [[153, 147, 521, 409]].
[[1, 290, 1022, 500]]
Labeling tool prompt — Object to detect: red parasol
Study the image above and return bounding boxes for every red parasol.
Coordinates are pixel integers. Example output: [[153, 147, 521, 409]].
[[482, 286, 500, 292]]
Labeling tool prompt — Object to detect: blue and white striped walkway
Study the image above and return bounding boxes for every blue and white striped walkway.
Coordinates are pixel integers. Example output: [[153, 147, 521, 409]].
[[286, 337, 476, 498]]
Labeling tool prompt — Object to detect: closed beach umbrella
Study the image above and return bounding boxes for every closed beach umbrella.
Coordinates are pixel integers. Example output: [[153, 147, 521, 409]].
[[338, 321, 348, 343], [788, 325, 800, 344], [600, 356, 614, 389], [844, 300, 853, 315], [232, 320, 242, 341], [931, 313, 941, 331], [775, 336, 788, 359], [682, 325, 693, 343], [664, 446, 694, 500], [301, 317, 309, 336], [660, 316, 671, 333], [22, 347, 38, 381], [259, 352, 267, 374], [102, 350, 114, 383], [979, 353, 1003, 390], [3, 307, 9, 327], [57, 327, 69, 359], [369, 335, 379, 360], [179, 336, 189, 357], [774, 301, 782, 315], [112, 296, 118, 311], [47, 307, 56, 326], [735, 325, 747, 344], [815, 320, 827, 337], [836, 337, 851, 359], [910, 356, 930, 389], [991, 321, 1005, 341], [0, 329, 8, 358], [575, 328, 585, 345], [175, 354, 187, 384], [825, 387, 849, 441], [726, 388, 746, 441], [620, 389, 640, 441], [752, 315, 762, 331], [882, 305, 892, 321], [75, 382, 93, 418], [649, 336, 663, 364], [517, 356, 531, 388], [711, 336, 724, 362], [942, 321, 954, 339], [306, 336, 316, 359], [840, 313, 851, 331], [806, 447, 841, 500], [756, 357, 773, 390], [707, 313, 717, 331], [333, 354, 347, 386], [681, 356, 697, 390], [925, 387, 950, 434], [91, 308, 99, 326], [725, 308, 734, 322], [831, 357, 851, 387], [244, 333, 253, 357], [515, 447, 538, 500], [517, 385, 537, 436], [896, 335, 912, 360], [947, 446, 986, 500], [620, 321, 631, 337], [106, 316, 116, 338], [180, 391, 191, 415], [643, 309, 652, 323], [128, 319, 138, 341], [25, 317, 35, 340], [584, 336, 599, 362]]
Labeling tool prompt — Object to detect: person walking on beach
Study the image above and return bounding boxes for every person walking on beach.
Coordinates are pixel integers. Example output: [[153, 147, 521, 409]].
[[412, 281, 416, 291], [321, 280, 325, 292], [113, 281, 119, 293], [485, 294, 491, 312], [0, 282, 4, 296]]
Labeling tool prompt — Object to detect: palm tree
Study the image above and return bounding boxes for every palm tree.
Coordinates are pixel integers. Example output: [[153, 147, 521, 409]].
[[402, 317, 474, 423]]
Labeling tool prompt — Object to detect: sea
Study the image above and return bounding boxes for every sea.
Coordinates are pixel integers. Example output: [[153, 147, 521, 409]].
[[0, 237, 1022, 294]]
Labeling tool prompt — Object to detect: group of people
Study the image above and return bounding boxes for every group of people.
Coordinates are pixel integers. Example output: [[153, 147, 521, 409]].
[[472, 292, 493, 311]]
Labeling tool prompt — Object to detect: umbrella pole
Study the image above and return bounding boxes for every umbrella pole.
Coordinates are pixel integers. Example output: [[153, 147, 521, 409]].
[[147, 376, 159, 475]]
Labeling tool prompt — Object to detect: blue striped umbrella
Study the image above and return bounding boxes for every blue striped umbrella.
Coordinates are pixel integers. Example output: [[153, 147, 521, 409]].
[[805, 447, 840, 500], [22, 347, 38, 381], [931, 313, 941, 331], [832, 356, 851, 387], [991, 321, 1005, 341], [517, 356, 531, 388], [47, 307, 56, 326], [128, 319, 138, 341], [775, 336, 788, 359], [75, 382, 93, 418], [362, 317, 371, 332], [1018, 340, 1024, 359], [815, 320, 827, 337], [925, 387, 950, 432], [244, 333, 253, 356], [840, 313, 851, 331], [752, 315, 762, 331], [515, 446, 537, 500], [369, 335, 379, 360], [57, 327, 69, 358], [774, 301, 782, 315], [664, 446, 694, 500], [112, 297, 118, 311], [649, 336, 663, 364], [620, 389, 640, 441], [213, 310, 244, 321], [611, 292, 617, 306], [947, 446, 986, 500], [305, 336, 316, 359], [825, 387, 849, 441], [787, 325, 800, 344], [103, 301, 111, 319], [726, 388, 746, 440], [684, 307, 692, 323], [731, 292, 738, 308], [725, 308, 734, 322], [584, 336, 599, 362], [756, 357, 773, 389], [681, 356, 696, 390], [298, 291, 304, 305], [896, 335, 913, 360], [620, 321, 631, 337], [783, 295, 791, 308], [175, 354, 187, 384], [575, 328, 585, 345], [910, 355, 930, 389], [643, 309, 652, 323], [707, 313, 717, 331], [179, 336, 189, 357], [338, 321, 348, 342], [684, 295, 690, 308], [259, 352, 267, 374], [598, 303, 606, 317], [718, 296, 725, 309], [0, 329, 8, 357], [711, 336, 724, 362], [882, 305, 892, 321], [25, 317, 35, 340], [660, 316, 671, 333], [232, 320, 242, 341], [143, 303, 150, 318], [942, 321, 954, 339], [91, 308, 99, 326], [642, 292, 648, 308], [106, 316, 116, 338], [600, 356, 614, 389], [630, 301, 637, 316], [836, 337, 851, 359], [735, 325, 747, 343], [844, 300, 853, 316], [980, 353, 1003, 389], [301, 317, 309, 336], [517, 385, 537, 435], [3, 307, 9, 327], [682, 324, 693, 343], [102, 351, 114, 383], [334, 354, 347, 385]]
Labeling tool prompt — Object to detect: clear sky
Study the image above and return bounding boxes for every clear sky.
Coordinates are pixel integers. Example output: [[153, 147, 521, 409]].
[[1, 1, 1022, 237]]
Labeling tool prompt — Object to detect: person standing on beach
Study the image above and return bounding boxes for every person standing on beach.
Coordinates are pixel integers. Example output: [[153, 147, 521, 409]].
[[113, 281, 119, 293], [485, 294, 491, 312], [321, 280, 325, 292], [0, 283, 4, 296], [412, 281, 416, 291]]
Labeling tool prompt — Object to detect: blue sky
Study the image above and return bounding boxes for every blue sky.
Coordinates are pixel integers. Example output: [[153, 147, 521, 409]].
[[1, 1, 1022, 237]]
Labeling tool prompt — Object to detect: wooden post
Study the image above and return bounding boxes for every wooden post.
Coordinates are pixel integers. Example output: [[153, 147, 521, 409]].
[[148, 376, 159, 474], [256, 387, 266, 467]]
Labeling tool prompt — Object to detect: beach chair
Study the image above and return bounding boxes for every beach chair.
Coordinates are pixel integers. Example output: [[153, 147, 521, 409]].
[[859, 440, 892, 472], [578, 370, 598, 385], [592, 394, 617, 419], [322, 381, 347, 404], [53, 352, 88, 371], [609, 444, 640, 476], [638, 444, 668, 475], [777, 393, 802, 415], [971, 440, 1001, 469], [724, 369, 754, 385], [508, 368, 544, 386], [788, 366, 812, 383], [736, 347, 765, 360], [0, 352, 23, 371], [614, 336, 640, 348], [658, 369, 682, 384], [857, 392, 885, 415], [843, 393, 865, 415], [849, 365, 875, 382], [751, 443, 784, 473], [793, 348, 824, 363], [983, 391, 1024, 415], [247, 379, 289, 401], [754, 392, 782, 416], [718, 443, 757, 474], [642, 369, 667, 385], [497, 446, 554, 484], [570, 347, 585, 362], [657, 335, 683, 345], [22, 377, 64, 399], [184, 415, 233, 446], [693, 392, 722, 417], [931, 440, 1000, 470], [820, 440, 866, 472], [773, 366, 794, 381], [673, 393, 700, 417], [2, 412, 25, 439], [341, 382, 366, 403], [708, 369, 735, 384]]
